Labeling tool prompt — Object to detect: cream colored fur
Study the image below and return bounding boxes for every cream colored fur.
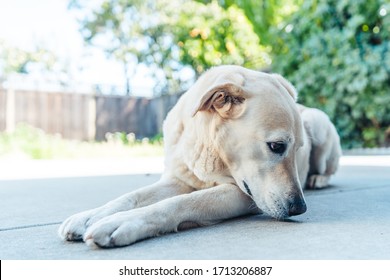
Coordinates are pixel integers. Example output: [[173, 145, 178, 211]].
[[59, 65, 341, 248]]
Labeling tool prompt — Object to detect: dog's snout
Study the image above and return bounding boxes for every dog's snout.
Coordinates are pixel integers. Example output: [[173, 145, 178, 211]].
[[288, 197, 307, 216]]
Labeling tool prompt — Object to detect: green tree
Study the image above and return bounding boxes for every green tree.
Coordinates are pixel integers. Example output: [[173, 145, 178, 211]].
[[272, 0, 390, 148], [170, 0, 270, 76], [0, 40, 56, 79], [69, 0, 270, 94], [198, 0, 302, 46], [69, 0, 177, 95]]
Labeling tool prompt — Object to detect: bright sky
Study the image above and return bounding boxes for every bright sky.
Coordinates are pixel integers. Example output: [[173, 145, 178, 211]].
[[0, 0, 153, 95]]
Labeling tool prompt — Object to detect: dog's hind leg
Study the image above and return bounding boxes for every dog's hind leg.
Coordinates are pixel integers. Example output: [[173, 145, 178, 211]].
[[83, 183, 256, 248], [301, 107, 342, 189], [306, 174, 331, 189], [58, 178, 193, 242]]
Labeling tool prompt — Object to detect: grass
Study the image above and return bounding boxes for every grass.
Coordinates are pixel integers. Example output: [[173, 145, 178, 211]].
[[0, 124, 164, 159]]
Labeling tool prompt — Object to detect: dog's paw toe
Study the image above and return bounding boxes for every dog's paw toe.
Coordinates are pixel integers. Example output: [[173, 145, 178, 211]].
[[84, 236, 103, 249], [58, 210, 97, 241], [83, 213, 146, 248], [83, 225, 114, 248], [59, 224, 86, 242], [65, 232, 83, 241], [84, 228, 119, 248]]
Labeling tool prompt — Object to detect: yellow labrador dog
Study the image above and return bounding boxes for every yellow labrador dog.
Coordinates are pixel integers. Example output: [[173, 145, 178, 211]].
[[59, 65, 341, 248]]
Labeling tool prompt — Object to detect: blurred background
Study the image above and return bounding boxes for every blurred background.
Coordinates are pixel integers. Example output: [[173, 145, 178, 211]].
[[0, 0, 389, 159]]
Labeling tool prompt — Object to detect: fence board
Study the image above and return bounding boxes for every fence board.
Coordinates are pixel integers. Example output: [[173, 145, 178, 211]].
[[0, 89, 182, 141], [0, 89, 6, 131]]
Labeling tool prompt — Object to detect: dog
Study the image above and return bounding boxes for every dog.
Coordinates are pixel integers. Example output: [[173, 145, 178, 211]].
[[59, 65, 341, 248]]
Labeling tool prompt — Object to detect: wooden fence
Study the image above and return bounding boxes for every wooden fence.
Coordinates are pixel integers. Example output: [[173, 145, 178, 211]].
[[0, 88, 182, 141]]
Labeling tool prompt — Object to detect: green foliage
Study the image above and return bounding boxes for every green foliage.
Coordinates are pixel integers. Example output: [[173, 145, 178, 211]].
[[0, 124, 164, 159], [149, 132, 164, 145], [104, 131, 163, 145], [198, 0, 302, 46], [170, 1, 270, 75], [69, 0, 176, 94], [272, 0, 390, 148], [0, 40, 56, 78], [69, 0, 389, 148], [69, 0, 270, 92], [0, 124, 68, 159]]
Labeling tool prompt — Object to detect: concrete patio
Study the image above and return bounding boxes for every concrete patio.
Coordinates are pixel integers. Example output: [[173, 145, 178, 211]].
[[0, 156, 389, 260]]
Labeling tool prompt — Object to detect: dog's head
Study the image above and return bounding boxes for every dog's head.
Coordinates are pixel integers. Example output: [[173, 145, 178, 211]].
[[193, 66, 307, 219]]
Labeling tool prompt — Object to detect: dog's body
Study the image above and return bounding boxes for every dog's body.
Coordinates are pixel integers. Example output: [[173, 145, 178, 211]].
[[59, 65, 341, 248]]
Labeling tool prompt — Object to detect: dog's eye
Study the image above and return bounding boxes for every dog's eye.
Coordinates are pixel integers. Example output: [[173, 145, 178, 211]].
[[267, 142, 287, 155]]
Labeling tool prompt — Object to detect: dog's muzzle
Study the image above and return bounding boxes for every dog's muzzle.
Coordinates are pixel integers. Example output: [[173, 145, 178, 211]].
[[242, 180, 307, 217]]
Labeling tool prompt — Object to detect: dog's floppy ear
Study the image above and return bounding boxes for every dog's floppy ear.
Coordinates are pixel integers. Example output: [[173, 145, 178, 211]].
[[271, 74, 298, 102], [192, 83, 246, 119]]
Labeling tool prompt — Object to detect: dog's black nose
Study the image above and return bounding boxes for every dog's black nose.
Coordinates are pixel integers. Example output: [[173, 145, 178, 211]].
[[288, 199, 307, 216]]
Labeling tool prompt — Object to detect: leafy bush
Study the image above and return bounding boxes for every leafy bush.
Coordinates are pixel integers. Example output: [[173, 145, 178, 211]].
[[0, 124, 68, 159], [272, 0, 390, 148]]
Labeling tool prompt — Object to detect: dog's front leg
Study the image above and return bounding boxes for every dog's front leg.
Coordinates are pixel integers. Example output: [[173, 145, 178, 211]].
[[84, 183, 257, 248], [59, 178, 193, 241]]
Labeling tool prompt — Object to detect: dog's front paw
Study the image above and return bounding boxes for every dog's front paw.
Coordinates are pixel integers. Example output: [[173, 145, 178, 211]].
[[83, 211, 155, 248], [58, 209, 98, 241], [306, 174, 330, 189], [59, 208, 114, 241]]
